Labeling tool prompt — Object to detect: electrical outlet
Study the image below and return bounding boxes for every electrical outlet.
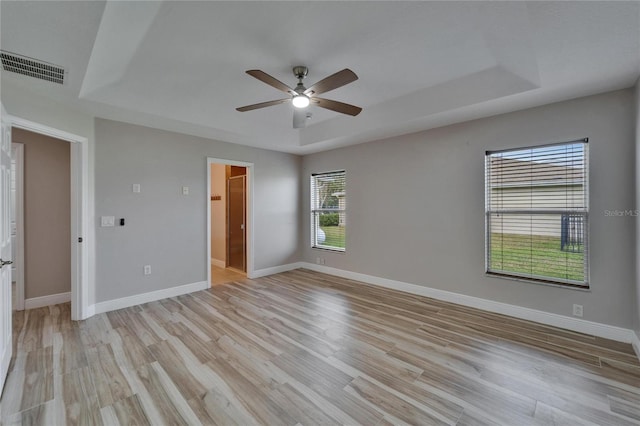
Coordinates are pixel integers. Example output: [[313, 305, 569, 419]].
[[572, 304, 583, 317], [316, 257, 321, 264], [144, 265, 151, 275], [132, 183, 141, 193], [320, 258, 326, 265]]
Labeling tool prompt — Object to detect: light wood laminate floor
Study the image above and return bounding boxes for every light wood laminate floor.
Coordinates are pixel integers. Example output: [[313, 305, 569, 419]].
[[1, 269, 639, 425], [210, 265, 246, 286]]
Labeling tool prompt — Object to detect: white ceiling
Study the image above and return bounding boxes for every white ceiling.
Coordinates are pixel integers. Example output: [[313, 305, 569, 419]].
[[1, 1, 639, 154]]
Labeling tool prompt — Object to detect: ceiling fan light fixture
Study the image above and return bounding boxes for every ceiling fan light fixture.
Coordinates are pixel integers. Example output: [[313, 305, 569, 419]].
[[237, 67, 361, 122], [292, 94, 310, 108]]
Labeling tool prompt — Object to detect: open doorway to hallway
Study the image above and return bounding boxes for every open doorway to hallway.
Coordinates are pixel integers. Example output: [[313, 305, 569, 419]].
[[11, 128, 71, 311], [209, 162, 248, 286], [6, 115, 90, 321]]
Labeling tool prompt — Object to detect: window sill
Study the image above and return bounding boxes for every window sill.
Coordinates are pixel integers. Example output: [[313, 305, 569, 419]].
[[312, 246, 345, 253], [486, 272, 590, 292]]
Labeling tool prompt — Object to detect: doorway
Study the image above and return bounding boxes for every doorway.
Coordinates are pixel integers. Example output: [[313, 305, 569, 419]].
[[8, 116, 89, 321], [11, 129, 71, 311], [207, 158, 253, 286]]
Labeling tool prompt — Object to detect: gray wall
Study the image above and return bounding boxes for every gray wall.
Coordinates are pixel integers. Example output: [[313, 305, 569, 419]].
[[94, 119, 300, 303], [4, 80, 638, 331], [302, 89, 636, 329], [635, 79, 640, 339], [13, 128, 71, 299]]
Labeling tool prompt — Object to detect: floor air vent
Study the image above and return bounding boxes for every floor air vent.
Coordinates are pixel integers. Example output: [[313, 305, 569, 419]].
[[0, 50, 64, 84]]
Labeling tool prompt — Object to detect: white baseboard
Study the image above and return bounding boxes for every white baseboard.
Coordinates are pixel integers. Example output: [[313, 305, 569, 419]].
[[632, 331, 640, 360], [84, 304, 96, 319], [93, 281, 209, 315], [25, 292, 71, 310], [299, 263, 637, 344], [210, 258, 225, 268], [248, 262, 302, 279]]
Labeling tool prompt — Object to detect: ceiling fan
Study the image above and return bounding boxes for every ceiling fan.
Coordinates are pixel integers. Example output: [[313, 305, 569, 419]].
[[236, 66, 362, 128]]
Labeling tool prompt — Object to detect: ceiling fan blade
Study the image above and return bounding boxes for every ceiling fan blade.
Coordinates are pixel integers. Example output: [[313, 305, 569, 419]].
[[236, 98, 290, 112], [293, 108, 307, 129], [304, 69, 358, 96], [312, 97, 362, 116], [246, 70, 295, 95]]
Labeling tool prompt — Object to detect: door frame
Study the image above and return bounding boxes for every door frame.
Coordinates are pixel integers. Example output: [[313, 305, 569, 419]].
[[207, 157, 253, 286], [8, 116, 90, 321], [1, 105, 13, 395], [11, 143, 24, 311]]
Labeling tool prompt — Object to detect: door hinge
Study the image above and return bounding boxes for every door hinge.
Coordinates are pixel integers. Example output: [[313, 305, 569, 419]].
[[78, 237, 83, 243]]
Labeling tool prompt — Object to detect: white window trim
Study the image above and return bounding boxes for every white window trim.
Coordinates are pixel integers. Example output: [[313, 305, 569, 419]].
[[311, 170, 346, 252]]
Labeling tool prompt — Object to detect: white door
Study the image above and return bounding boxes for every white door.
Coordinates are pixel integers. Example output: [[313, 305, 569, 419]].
[[0, 114, 13, 395]]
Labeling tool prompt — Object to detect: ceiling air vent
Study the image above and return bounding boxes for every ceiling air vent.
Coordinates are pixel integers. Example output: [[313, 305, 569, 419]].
[[0, 50, 64, 84]]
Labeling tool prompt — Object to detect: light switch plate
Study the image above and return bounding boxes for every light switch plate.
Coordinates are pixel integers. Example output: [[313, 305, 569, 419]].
[[101, 216, 115, 227], [132, 184, 140, 193], [182, 186, 189, 195]]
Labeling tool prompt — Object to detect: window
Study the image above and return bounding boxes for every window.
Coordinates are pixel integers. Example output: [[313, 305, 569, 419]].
[[311, 170, 346, 251], [485, 140, 588, 288]]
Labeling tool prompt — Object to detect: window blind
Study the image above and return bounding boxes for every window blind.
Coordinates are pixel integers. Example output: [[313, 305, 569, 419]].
[[311, 170, 346, 251], [485, 140, 588, 287]]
